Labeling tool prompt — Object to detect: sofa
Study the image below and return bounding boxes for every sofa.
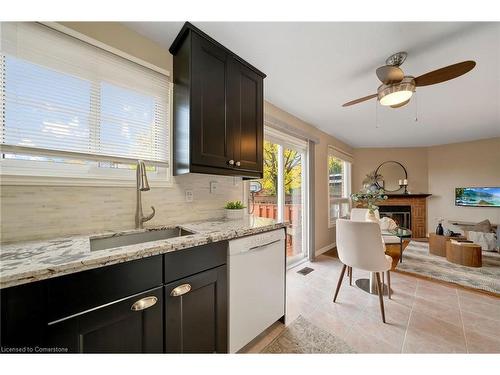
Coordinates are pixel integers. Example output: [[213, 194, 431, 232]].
[[463, 219, 499, 252]]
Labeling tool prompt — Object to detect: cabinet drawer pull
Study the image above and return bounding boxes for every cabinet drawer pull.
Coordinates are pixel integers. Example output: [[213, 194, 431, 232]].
[[228, 159, 235, 166], [235, 161, 241, 167], [170, 283, 192, 297], [131, 296, 158, 311]]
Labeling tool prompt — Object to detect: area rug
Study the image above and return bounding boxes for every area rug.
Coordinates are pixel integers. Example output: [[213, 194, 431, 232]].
[[396, 241, 500, 294], [260, 315, 355, 353]]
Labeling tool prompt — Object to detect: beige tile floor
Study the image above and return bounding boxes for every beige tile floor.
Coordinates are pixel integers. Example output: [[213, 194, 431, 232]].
[[243, 254, 500, 353]]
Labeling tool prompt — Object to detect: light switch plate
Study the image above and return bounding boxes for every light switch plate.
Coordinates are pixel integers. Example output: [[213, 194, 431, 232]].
[[185, 189, 194, 202], [210, 181, 218, 194]]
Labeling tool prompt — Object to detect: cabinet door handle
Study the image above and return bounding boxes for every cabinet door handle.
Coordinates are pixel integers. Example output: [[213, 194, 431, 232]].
[[235, 161, 241, 167], [131, 296, 158, 311], [228, 159, 235, 166], [170, 283, 192, 297]]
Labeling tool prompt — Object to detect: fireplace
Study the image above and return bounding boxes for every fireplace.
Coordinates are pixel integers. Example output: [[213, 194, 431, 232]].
[[355, 194, 431, 238], [376, 194, 431, 238], [378, 205, 411, 229]]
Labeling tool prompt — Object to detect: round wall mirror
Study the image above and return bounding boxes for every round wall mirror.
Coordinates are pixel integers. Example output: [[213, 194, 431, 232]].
[[375, 161, 408, 192]]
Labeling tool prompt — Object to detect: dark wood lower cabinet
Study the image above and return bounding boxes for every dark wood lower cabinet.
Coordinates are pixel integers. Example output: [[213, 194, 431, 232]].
[[1, 243, 228, 354], [165, 265, 227, 353], [46, 287, 164, 353]]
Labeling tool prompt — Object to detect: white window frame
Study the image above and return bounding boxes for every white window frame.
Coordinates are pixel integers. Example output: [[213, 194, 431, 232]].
[[0, 22, 173, 188], [328, 147, 352, 228]]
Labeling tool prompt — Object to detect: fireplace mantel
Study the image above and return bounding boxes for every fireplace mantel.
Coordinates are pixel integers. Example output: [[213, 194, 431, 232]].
[[385, 193, 432, 198], [379, 194, 431, 238]]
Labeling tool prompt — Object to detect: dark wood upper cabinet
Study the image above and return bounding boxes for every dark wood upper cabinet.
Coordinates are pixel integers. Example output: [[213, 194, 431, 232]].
[[170, 22, 265, 178]]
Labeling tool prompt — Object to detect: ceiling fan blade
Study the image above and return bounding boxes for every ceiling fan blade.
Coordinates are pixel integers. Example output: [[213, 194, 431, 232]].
[[390, 98, 411, 108], [342, 94, 377, 107], [376, 65, 404, 84], [414, 61, 476, 87]]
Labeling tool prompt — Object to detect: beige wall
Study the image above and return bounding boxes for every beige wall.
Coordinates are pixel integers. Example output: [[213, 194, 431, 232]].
[[351, 138, 500, 235], [352, 147, 429, 194], [264, 102, 354, 254], [427, 137, 500, 234]]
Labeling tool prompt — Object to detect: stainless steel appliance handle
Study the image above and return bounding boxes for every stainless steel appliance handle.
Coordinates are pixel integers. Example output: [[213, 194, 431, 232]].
[[170, 283, 192, 297], [130, 296, 158, 311]]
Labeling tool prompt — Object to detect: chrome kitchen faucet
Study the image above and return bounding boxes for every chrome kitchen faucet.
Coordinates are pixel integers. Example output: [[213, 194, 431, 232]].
[[135, 160, 155, 229]]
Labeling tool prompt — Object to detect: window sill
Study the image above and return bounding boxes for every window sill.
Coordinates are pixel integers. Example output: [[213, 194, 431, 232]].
[[0, 174, 173, 188]]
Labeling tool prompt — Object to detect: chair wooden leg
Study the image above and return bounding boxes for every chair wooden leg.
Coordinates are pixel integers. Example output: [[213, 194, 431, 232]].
[[387, 271, 391, 299], [375, 272, 386, 323], [349, 266, 352, 286], [333, 264, 347, 303]]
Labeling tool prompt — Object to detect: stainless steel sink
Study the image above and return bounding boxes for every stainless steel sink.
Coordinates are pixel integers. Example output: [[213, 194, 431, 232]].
[[90, 227, 194, 252]]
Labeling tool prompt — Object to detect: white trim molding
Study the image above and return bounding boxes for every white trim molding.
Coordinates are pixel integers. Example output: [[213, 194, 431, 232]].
[[315, 242, 336, 256]]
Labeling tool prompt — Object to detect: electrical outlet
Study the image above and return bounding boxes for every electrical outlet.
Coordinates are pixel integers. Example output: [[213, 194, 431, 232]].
[[210, 181, 218, 194], [185, 189, 194, 202]]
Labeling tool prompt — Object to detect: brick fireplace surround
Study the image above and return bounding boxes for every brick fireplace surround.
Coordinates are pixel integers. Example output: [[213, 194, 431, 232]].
[[378, 194, 432, 238]]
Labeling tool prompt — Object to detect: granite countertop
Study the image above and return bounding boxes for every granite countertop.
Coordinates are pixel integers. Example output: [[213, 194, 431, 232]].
[[0, 216, 286, 289]]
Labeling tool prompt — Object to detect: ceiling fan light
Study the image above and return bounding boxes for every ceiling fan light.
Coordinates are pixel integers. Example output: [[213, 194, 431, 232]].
[[379, 90, 413, 106], [378, 77, 416, 106]]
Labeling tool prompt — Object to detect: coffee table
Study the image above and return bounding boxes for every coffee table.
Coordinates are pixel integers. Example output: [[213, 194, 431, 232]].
[[384, 227, 412, 263], [446, 240, 482, 267], [429, 233, 467, 256]]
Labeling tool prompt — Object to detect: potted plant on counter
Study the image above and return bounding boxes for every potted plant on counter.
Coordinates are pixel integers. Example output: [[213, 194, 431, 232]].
[[351, 189, 388, 222], [224, 201, 246, 220]]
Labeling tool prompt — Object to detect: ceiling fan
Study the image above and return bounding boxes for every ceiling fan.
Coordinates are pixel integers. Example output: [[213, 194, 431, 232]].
[[342, 52, 476, 108]]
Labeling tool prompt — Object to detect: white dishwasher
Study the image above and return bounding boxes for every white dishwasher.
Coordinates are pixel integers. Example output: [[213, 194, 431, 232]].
[[228, 228, 286, 353]]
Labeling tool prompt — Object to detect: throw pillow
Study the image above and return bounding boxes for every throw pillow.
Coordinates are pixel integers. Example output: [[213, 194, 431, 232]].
[[467, 231, 497, 251], [471, 219, 492, 233], [379, 217, 397, 231]]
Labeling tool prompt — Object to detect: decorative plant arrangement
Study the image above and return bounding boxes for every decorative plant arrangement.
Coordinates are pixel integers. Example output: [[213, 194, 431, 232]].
[[351, 189, 388, 214], [224, 201, 246, 220], [362, 170, 383, 191], [224, 201, 246, 210]]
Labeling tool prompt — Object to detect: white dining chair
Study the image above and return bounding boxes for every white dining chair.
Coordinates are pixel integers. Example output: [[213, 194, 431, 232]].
[[334, 219, 393, 323], [350, 208, 379, 222]]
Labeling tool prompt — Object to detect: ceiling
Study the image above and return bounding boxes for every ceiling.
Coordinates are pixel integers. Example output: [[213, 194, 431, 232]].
[[124, 22, 500, 148]]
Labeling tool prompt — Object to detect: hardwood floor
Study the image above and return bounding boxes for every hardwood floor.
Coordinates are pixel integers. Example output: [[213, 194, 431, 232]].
[[242, 254, 500, 353]]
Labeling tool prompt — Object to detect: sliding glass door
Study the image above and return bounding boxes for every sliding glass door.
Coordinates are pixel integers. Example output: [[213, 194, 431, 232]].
[[250, 128, 309, 267]]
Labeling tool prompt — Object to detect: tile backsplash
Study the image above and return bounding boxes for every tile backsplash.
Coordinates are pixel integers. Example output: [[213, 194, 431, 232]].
[[0, 174, 243, 243]]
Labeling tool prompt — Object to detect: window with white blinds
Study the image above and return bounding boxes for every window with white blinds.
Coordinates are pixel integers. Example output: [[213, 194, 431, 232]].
[[0, 22, 171, 179]]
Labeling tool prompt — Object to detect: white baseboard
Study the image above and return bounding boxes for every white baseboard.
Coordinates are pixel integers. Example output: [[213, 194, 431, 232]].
[[315, 242, 336, 256]]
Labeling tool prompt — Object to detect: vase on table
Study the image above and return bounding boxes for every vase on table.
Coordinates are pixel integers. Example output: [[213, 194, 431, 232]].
[[436, 223, 444, 235]]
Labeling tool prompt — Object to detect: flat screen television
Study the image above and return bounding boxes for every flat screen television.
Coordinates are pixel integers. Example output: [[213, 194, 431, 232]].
[[455, 187, 500, 207]]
